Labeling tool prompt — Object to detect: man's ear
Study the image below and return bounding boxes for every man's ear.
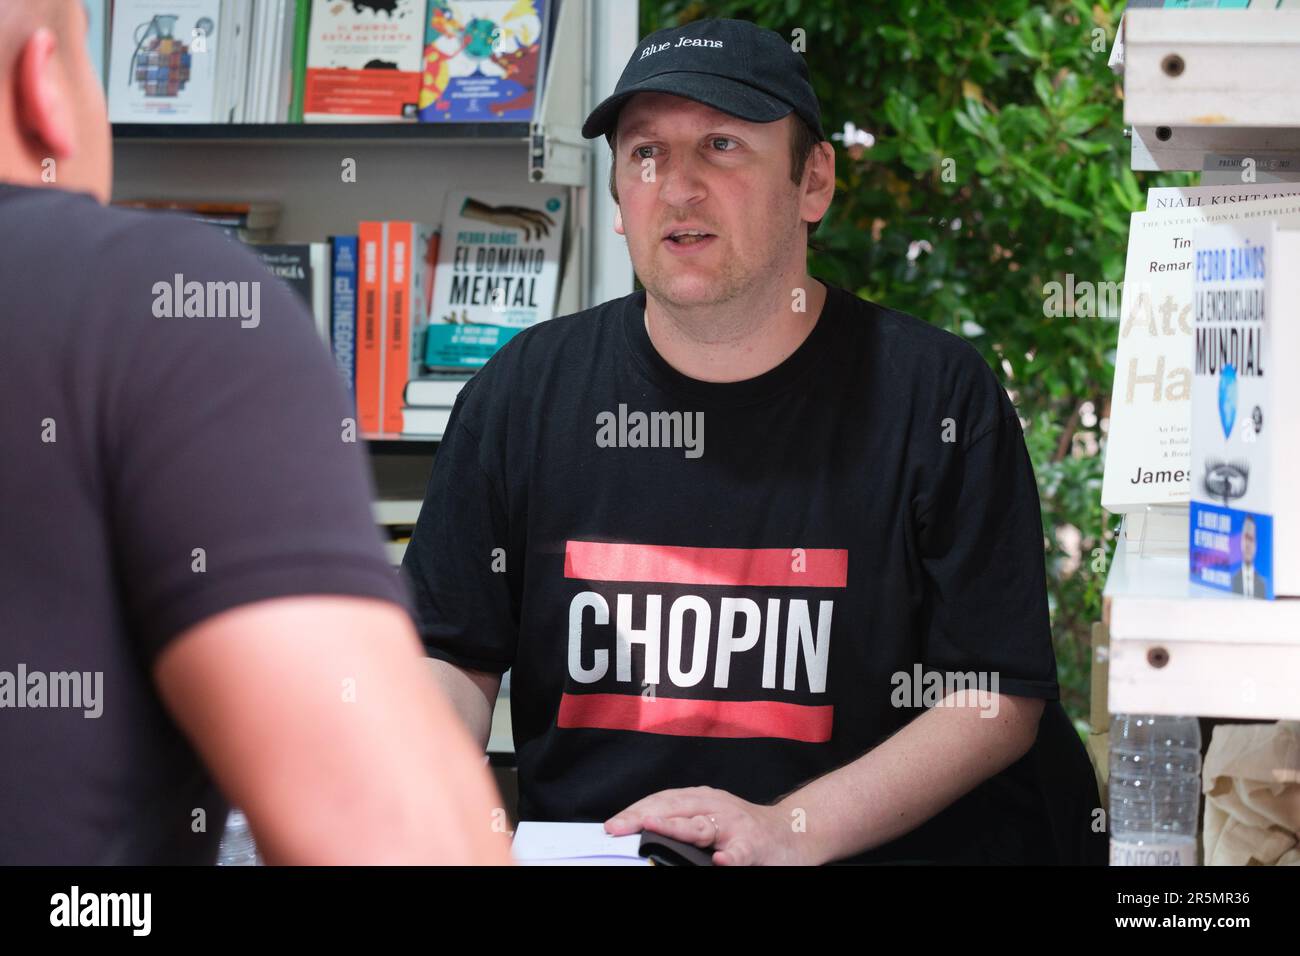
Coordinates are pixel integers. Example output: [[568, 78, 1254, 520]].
[[614, 205, 625, 236], [15, 27, 76, 160], [801, 141, 835, 226]]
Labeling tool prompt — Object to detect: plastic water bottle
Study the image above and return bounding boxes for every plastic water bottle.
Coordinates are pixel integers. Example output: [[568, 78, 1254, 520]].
[[216, 809, 262, 866], [1109, 714, 1202, 866]]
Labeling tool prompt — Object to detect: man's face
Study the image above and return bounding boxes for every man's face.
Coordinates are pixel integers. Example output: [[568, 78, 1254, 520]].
[[1242, 519, 1256, 564], [612, 92, 807, 312]]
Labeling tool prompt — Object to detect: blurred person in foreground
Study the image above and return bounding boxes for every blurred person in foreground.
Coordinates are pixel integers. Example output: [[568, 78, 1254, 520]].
[[0, 0, 510, 865]]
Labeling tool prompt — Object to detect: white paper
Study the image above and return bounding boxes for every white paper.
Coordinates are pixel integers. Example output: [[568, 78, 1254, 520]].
[[511, 822, 651, 866]]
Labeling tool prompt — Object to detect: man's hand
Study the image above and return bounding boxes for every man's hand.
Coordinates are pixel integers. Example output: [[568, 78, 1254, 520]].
[[603, 694, 1043, 866], [604, 786, 808, 866]]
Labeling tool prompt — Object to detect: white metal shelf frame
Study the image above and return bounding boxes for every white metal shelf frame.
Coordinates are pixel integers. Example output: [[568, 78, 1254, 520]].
[[1104, 539, 1300, 721], [1122, 9, 1300, 172]]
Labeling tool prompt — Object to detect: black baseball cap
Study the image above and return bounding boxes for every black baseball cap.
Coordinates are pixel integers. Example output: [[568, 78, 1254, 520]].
[[581, 18, 825, 142]]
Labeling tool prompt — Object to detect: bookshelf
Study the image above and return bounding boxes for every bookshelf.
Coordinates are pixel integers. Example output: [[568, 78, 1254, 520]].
[[1103, 8, 1300, 725], [110, 7, 635, 399], [111, 0, 636, 458]]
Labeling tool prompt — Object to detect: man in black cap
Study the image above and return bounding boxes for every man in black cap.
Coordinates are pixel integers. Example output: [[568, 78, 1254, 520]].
[[406, 17, 1104, 865]]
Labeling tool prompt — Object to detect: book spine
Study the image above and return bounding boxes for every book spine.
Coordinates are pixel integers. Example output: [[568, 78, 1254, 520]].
[[384, 223, 414, 434], [331, 235, 358, 398], [264, 0, 285, 123], [276, 0, 298, 122], [232, 0, 250, 123], [289, 0, 312, 123], [212, 0, 231, 122], [356, 222, 386, 434], [311, 242, 330, 342], [1274, 229, 1300, 594], [247, 0, 266, 122]]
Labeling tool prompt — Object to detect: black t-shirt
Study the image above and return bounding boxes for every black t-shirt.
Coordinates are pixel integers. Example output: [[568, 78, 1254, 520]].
[[0, 184, 405, 864], [405, 279, 1104, 864]]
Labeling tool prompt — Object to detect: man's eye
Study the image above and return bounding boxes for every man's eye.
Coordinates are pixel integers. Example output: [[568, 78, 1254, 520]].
[[711, 137, 737, 151], [633, 146, 657, 160]]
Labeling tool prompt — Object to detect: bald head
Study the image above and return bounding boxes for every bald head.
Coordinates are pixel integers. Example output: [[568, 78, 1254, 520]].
[[0, 0, 111, 203], [0, 0, 71, 75]]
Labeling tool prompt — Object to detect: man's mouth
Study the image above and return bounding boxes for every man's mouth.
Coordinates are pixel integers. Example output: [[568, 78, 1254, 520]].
[[663, 229, 717, 249]]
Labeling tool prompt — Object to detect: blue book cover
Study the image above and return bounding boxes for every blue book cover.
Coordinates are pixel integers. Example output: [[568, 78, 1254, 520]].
[[417, 0, 546, 123], [331, 236, 358, 398]]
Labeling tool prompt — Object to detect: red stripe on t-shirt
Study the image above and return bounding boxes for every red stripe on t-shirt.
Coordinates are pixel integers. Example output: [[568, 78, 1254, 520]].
[[557, 692, 833, 742], [564, 541, 848, 588]]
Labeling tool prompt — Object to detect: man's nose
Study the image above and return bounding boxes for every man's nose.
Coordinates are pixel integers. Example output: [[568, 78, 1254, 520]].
[[656, 149, 709, 207]]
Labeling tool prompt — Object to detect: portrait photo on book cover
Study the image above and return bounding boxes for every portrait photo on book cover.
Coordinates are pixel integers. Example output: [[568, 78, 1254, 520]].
[[1190, 503, 1273, 600]]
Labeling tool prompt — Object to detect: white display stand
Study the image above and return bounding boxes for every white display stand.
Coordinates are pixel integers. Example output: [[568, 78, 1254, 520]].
[[1104, 8, 1300, 727], [1105, 515, 1300, 721]]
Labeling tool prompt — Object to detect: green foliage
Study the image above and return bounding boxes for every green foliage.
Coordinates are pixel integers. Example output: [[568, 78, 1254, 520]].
[[642, 0, 1196, 726]]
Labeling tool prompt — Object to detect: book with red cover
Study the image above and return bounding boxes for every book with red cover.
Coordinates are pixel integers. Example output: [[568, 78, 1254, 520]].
[[383, 222, 437, 433], [303, 0, 427, 122]]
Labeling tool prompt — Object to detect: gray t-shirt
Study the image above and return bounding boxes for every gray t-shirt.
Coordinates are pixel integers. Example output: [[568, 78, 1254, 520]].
[[0, 184, 405, 864]]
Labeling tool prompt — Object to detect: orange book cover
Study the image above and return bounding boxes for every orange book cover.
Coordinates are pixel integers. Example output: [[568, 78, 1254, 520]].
[[356, 222, 387, 434], [384, 223, 437, 433], [383, 223, 414, 435]]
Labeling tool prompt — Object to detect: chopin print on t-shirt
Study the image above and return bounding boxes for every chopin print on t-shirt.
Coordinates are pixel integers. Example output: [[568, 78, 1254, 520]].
[[559, 541, 847, 742]]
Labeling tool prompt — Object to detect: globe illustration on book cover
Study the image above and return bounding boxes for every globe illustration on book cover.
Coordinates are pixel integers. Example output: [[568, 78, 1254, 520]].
[[128, 14, 210, 98], [1218, 363, 1237, 440], [463, 17, 500, 68], [419, 1, 544, 122]]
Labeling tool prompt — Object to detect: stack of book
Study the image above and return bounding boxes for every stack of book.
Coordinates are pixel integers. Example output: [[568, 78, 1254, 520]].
[[356, 187, 567, 436], [402, 375, 471, 438], [1100, 183, 1300, 599], [125, 187, 568, 438], [111, 198, 282, 242], [99, 0, 553, 125]]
